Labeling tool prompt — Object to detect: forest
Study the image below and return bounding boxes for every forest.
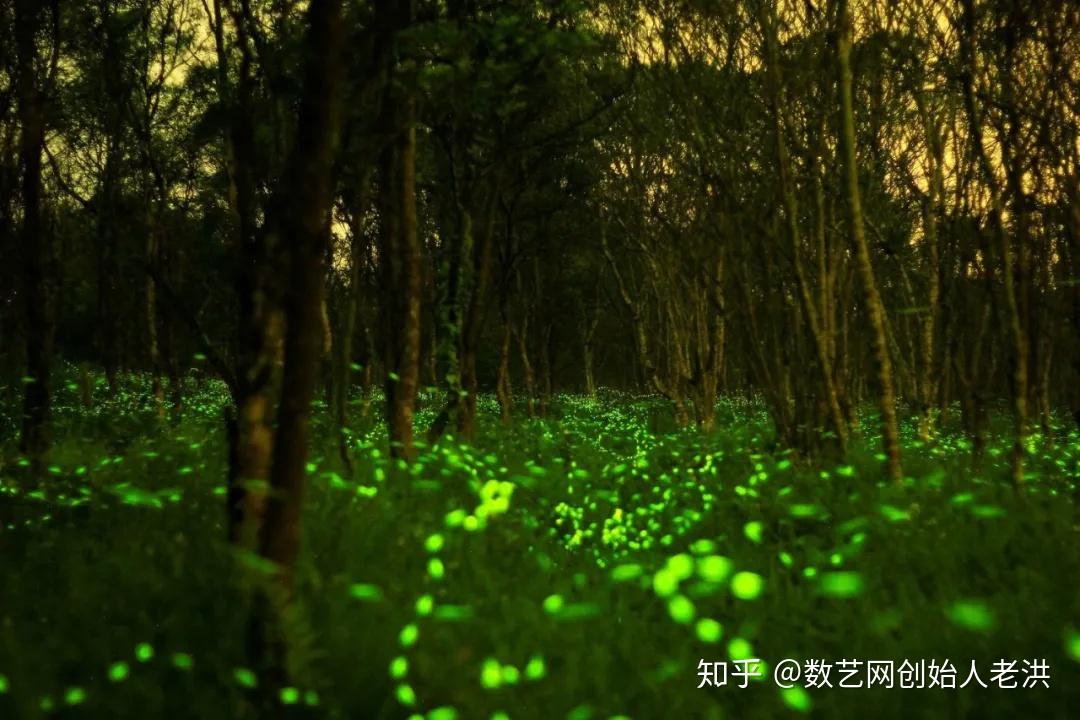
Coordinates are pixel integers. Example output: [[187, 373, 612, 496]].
[[1, 0, 1079, 717]]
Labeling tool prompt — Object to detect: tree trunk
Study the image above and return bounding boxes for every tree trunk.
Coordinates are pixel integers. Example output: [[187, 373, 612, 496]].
[[761, 6, 848, 454], [496, 319, 512, 422], [146, 206, 165, 420], [457, 194, 498, 437], [217, 0, 283, 547], [835, 0, 903, 484], [583, 342, 596, 398], [959, 0, 1028, 488], [15, 0, 53, 470], [538, 320, 553, 417], [427, 206, 470, 441], [516, 318, 536, 417], [377, 0, 422, 461], [910, 86, 945, 442], [249, 0, 344, 696]]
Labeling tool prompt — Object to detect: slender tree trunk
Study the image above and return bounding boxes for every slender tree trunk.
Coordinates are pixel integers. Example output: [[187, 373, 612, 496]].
[[97, 145, 120, 400], [249, 0, 344, 696], [377, 0, 422, 461], [216, 0, 282, 547], [458, 198, 497, 438], [911, 88, 944, 442], [761, 8, 848, 454], [496, 318, 512, 422], [146, 206, 165, 420], [918, 183, 941, 440], [332, 179, 372, 472], [159, 217, 183, 419], [15, 0, 52, 469], [583, 342, 596, 398], [959, 0, 1028, 487], [538, 320, 553, 417], [581, 281, 601, 399], [516, 318, 536, 417], [427, 206, 469, 441], [835, 0, 903, 484]]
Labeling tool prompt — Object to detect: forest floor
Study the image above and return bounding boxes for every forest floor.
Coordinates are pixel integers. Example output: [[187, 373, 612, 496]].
[[1, 373, 1079, 719]]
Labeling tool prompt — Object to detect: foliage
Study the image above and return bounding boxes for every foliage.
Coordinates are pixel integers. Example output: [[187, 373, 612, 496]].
[[2, 370, 1078, 718]]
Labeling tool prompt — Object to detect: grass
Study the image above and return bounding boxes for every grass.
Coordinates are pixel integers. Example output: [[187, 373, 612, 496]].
[[1, 369, 1079, 719]]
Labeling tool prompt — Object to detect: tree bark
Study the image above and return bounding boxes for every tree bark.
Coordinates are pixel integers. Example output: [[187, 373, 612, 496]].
[[211, 0, 284, 545], [248, 0, 344, 697], [761, 6, 848, 454], [959, 0, 1028, 487], [15, 0, 53, 469], [377, 0, 422, 461], [835, 0, 903, 484]]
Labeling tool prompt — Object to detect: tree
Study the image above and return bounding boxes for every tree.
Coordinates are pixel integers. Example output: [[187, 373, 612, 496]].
[[834, 0, 903, 484], [248, 0, 345, 694], [14, 0, 58, 470], [376, 0, 423, 462]]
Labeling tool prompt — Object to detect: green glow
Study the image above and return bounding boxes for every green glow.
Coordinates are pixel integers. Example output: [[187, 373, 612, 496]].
[[780, 686, 812, 712], [667, 594, 696, 624], [879, 504, 911, 522], [400, 624, 420, 647], [396, 683, 417, 706], [666, 553, 694, 580], [947, 600, 996, 633], [696, 555, 733, 583], [433, 604, 474, 621], [610, 563, 643, 582], [8, 378, 1076, 718], [567, 704, 593, 720], [233, 667, 258, 689], [543, 594, 565, 614], [690, 539, 716, 554], [481, 658, 503, 689], [727, 637, 754, 660], [652, 568, 679, 597], [818, 572, 864, 598], [525, 655, 546, 680], [695, 618, 723, 643], [1065, 630, 1080, 662], [743, 521, 763, 543], [730, 571, 764, 600], [349, 583, 384, 601]]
